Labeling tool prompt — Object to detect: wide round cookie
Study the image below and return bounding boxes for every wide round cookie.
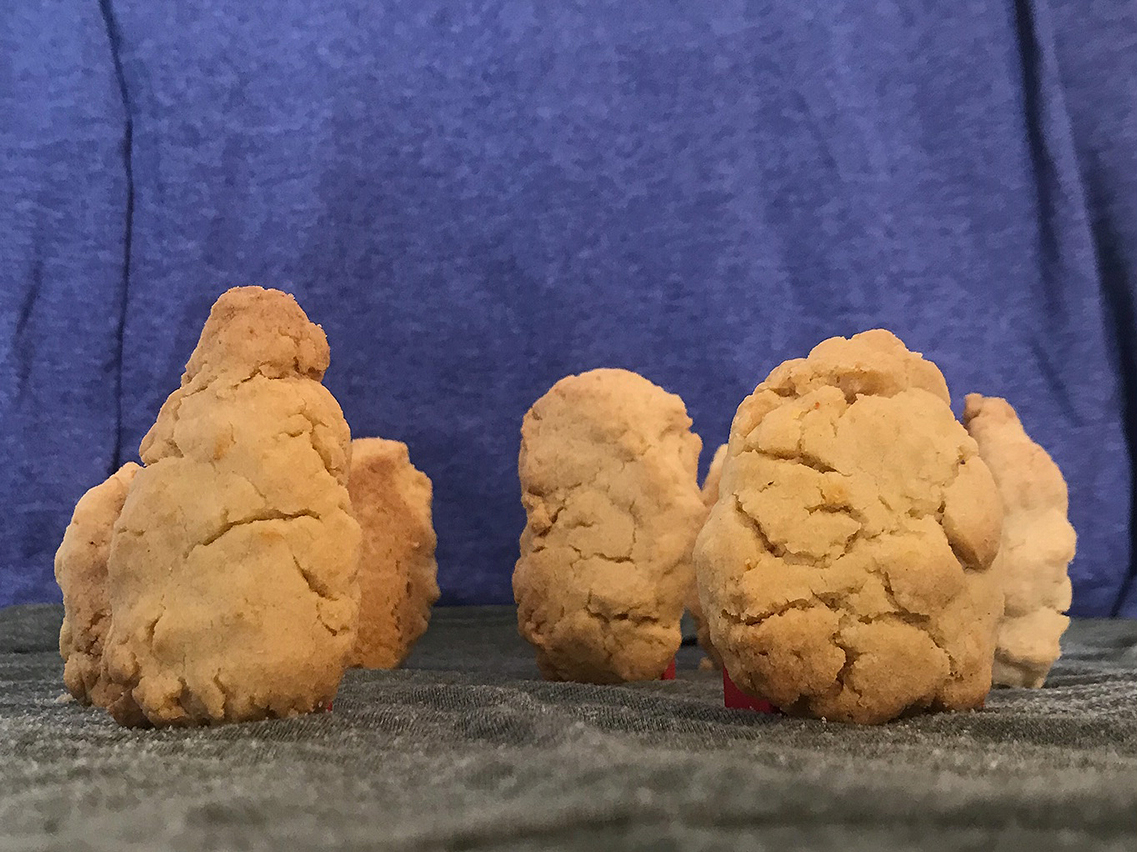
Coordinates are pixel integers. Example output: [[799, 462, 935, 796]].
[[695, 330, 1004, 724], [964, 394, 1075, 688], [100, 286, 361, 726], [55, 463, 140, 707], [349, 437, 439, 669], [514, 368, 705, 683]]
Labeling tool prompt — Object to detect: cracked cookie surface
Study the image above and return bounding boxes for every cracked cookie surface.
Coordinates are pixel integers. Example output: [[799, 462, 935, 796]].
[[964, 394, 1075, 688], [348, 438, 439, 669], [514, 369, 704, 683], [55, 463, 140, 707], [695, 330, 1004, 724], [100, 286, 361, 726]]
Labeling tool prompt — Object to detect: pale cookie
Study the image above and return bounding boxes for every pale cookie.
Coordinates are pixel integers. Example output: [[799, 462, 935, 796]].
[[695, 330, 1004, 724], [100, 286, 361, 727], [514, 369, 705, 683], [349, 438, 439, 669], [55, 463, 140, 707], [702, 444, 728, 507], [963, 394, 1076, 688], [687, 444, 727, 668]]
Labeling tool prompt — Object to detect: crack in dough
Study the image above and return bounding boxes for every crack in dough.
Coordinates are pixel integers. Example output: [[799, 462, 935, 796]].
[[513, 369, 704, 684], [695, 330, 1004, 724], [191, 510, 322, 553]]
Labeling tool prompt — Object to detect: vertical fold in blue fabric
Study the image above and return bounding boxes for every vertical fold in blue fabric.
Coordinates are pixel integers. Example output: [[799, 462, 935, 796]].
[[1048, 0, 1137, 616], [0, 5, 130, 604], [1007, 0, 1132, 614]]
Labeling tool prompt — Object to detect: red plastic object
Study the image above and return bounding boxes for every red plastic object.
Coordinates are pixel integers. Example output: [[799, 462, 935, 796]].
[[722, 668, 777, 713], [660, 659, 676, 680]]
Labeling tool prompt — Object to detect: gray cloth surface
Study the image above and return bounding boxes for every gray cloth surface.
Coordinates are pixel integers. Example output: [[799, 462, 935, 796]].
[[3, 605, 1137, 851]]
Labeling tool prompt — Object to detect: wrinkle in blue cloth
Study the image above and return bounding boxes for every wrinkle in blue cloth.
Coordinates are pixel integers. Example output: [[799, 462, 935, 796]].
[[0, 4, 130, 606]]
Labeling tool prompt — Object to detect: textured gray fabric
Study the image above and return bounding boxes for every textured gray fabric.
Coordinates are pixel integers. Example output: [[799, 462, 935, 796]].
[[2, 604, 1137, 851]]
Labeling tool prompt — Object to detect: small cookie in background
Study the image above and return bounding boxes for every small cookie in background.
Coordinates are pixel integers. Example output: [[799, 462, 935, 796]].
[[55, 463, 140, 708], [696, 330, 1005, 724], [514, 368, 705, 683], [702, 444, 728, 507], [349, 438, 439, 669], [98, 286, 361, 727], [687, 444, 726, 669], [963, 394, 1076, 688]]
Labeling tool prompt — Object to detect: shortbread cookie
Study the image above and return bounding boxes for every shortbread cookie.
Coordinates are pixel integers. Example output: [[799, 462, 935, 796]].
[[514, 369, 705, 683], [55, 463, 140, 707], [349, 438, 439, 669], [100, 286, 361, 726], [963, 394, 1075, 688], [687, 444, 726, 668], [695, 330, 1004, 724]]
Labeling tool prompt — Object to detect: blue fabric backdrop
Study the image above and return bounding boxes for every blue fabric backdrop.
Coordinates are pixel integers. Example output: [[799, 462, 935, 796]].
[[0, 2, 130, 606], [2, 1, 1135, 614]]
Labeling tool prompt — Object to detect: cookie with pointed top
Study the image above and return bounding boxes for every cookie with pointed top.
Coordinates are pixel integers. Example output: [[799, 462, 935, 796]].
[[99, 286, 361, 726]]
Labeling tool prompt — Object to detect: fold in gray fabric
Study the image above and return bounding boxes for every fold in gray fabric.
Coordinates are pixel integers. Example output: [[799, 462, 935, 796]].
[[2, 605, 1136, 850]]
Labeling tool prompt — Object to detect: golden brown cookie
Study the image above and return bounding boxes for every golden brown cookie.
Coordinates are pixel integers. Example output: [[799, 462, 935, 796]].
[[514, 368, 705, 683], [963, 394, 1076, 688], [100, 286, 361, 726], [686, 444, 727, 668], [348, 437, 439, 669], [695, 330, 1004, 724], [55, 463, 140, 707]]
